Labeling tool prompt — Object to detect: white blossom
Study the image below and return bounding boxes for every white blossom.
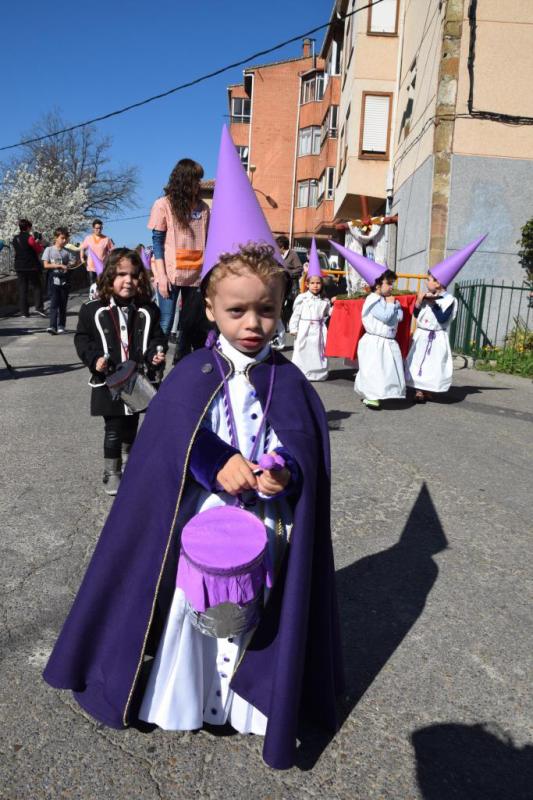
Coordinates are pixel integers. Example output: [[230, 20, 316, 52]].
[[0, 162, 89, 241]]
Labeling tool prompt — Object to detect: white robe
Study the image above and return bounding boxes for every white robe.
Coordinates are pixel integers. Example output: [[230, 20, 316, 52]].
[[139, 335, 291, 736], [289, 291, 331, 381], [355, 293, 406, 400], [405, 294, 457, 392]]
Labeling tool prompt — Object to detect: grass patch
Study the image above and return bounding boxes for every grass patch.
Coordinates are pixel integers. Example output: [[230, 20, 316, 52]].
[[475, 349, 533, 377]]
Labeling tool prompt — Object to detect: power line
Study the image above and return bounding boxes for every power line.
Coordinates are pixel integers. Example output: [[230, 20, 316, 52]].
[[0, 0, 383, 153]]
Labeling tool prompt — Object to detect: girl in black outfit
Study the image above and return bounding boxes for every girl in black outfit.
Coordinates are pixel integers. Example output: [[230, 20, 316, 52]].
[[75, 248, 167, 495]]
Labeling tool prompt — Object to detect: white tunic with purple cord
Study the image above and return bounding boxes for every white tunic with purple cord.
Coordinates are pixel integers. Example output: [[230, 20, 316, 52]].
[[139, 335, 291, 735]]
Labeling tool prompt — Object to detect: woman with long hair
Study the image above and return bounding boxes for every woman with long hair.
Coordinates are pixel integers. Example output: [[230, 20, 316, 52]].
[[148, 159, 210, 362]]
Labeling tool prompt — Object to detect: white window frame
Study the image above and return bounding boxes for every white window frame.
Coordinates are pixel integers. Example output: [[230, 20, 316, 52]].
[[298, 126, 321, 156], [368, 0, 398, 35], [296, 179, 319, 208], [300, 73, 325, 105], [236, 145, 249, 170], [231, 97, 251, 123], [359, 92, 392, 159]]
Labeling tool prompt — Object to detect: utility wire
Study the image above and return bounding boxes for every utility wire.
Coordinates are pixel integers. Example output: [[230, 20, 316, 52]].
[[0, 0, 383, 153]]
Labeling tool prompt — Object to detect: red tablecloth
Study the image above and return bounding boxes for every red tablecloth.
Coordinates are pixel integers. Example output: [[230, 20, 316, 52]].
[[325, 295, 417, 360]]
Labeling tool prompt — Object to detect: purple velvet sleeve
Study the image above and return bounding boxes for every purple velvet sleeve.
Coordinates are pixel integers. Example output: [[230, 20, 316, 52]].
[[188, 427, 240, 491], [259, 446, 301, 502]]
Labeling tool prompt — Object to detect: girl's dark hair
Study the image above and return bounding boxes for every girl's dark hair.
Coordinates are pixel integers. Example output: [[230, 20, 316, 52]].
[[18, 219, 32, 231], [371, 268, 396, 292], [92, 218, 103, 227], [54, 226, 69, 238], [164, 158, 204, 228], [98, 248, 153, 303]]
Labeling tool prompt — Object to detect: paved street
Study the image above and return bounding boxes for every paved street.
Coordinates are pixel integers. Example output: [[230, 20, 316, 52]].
[[1, 295, 532, 799]]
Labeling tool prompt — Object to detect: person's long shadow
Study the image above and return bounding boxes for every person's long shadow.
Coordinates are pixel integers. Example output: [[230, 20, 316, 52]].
[[412, 722, 533, 799], [0, 362, 84, 381], [296, 482, 448, 769]]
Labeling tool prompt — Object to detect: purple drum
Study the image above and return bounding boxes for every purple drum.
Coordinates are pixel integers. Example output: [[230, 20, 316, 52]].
[[176, 505, 272, 638]]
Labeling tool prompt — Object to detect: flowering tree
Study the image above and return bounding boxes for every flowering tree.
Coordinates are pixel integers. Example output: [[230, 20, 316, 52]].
[[0, 162, 89, 241]]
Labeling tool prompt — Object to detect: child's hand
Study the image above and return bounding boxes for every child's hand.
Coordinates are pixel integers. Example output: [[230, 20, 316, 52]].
[[416, 289, 426, 306], [95, 356, 108, 372], [256, 466, 290, 497], [216, 454, 258, 495], [152, 353, 166, 366]]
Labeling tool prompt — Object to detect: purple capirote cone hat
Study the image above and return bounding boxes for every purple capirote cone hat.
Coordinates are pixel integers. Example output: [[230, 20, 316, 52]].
[[330, 240, 387, 285], [201, 126, 283, 279], [429, 234, 487, 286], [307, 238, 323, 278], [87, 246, 105, 276]]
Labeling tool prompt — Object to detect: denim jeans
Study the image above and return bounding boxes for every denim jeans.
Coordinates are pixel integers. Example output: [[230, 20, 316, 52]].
[[156, 285, 182, 335], [48, 280, 69, 329]]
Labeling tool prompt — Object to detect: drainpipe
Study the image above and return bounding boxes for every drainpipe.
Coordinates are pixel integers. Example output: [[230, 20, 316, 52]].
[[247, 72, 255, 177], [289, 75, 302, 246], [387, 0, 406, 270]]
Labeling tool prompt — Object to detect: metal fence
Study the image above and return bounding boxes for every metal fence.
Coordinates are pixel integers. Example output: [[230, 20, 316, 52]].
[[450, 280, 532, 356]]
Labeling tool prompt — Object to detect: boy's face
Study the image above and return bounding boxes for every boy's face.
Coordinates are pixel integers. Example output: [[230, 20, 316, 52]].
[[427, 274, 443, 294], [55, 233, 68, 248], [93, 223, 103, 236], [308, 276, 323, 295], [378, 278, 394, 297], [205, 266, 284, 355]]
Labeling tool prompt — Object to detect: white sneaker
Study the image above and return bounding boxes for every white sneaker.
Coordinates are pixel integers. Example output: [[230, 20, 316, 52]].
[[57, 327, 66, 334]]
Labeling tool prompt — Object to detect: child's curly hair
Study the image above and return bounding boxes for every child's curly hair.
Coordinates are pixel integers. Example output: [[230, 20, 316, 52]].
[[98, 248, 153, 303], [203, 242, 287, 299]]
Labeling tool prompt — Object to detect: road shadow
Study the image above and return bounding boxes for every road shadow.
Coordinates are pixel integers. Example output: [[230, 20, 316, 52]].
[[412, 722, 533, 799], [0, 362, 84, 381], [328, 367, 356, 383], [296, 482, 448, 769], [326, 410, 354, 430], [430, 385, 511, 404]]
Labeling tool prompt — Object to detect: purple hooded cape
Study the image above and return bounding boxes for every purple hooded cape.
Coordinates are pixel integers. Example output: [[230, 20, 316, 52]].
[[43, 347, 344, 769]]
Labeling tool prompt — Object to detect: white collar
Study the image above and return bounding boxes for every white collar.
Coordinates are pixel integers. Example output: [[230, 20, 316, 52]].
[[218, 333, 271, 374]]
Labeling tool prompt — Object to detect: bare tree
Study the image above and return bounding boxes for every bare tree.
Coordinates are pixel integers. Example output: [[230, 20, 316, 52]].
[[10, 110, 138, 219]]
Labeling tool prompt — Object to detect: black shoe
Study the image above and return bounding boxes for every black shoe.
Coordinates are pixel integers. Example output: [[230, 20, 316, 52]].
[[34, 308, 47, 318], [47, 327, 57, 335]]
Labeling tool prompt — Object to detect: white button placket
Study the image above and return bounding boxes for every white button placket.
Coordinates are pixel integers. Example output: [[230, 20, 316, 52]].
[[204, 637, 240, 723]]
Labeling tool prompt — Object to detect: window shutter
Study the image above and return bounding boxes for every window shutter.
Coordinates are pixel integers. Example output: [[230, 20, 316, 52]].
[[370, 0, 397, 33], [362, 95, 390, 153]]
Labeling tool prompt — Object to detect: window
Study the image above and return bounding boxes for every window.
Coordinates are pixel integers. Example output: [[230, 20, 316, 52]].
[[317, 167, 336, 205], [296, 179, 319, 208], [321, 106, 339, 145], [399, 58, 417, 140], [368, 0, 398, 35], [298, 126, 321, 156], [236, 145, 249, 170], [359, 92, 392, 159], [300, 73, 324, 104], [231, 97, 251, 123]]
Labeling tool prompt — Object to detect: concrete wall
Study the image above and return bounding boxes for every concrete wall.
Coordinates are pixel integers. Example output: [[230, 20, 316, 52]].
[[447, 154, 533, 284], [391, 152, 532, 286], [390, 154, 434, 275]]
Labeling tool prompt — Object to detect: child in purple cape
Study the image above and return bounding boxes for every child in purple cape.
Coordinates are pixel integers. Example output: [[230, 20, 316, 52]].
[[43, 128, 343, 770]]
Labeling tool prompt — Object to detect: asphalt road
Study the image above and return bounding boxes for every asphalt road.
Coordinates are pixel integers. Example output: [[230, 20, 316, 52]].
[[1, 296, 532, 799]]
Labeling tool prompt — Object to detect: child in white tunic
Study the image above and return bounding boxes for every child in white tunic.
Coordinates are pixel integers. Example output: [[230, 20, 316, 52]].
[[289, 275, 331, 381], [405, 273, 457, 401], [139, 248, 296, 736], [356, 269, 406, 408]]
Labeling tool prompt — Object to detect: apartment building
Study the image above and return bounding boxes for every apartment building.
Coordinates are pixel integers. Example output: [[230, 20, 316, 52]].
[[227, 38, 341, 249], [391, 0, 533, 282], [332, 0, 399, 224]]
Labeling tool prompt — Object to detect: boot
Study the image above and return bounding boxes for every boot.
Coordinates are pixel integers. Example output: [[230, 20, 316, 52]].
[[121, 443, 132, 474], [103, 458, 121, 496]]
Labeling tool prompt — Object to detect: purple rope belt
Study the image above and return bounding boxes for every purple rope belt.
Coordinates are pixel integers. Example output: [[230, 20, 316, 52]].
[[418, 330, 437, 376]]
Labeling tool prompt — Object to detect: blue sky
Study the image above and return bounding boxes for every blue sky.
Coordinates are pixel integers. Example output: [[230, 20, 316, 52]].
[[0, 0, 333, 246]]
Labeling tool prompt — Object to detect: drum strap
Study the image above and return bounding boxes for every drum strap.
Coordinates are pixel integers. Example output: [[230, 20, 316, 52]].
[[108, 304, 134, 361]]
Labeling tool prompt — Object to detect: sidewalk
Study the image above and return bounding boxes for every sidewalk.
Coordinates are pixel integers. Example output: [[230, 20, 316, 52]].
[[1, 297, 532, 798]]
